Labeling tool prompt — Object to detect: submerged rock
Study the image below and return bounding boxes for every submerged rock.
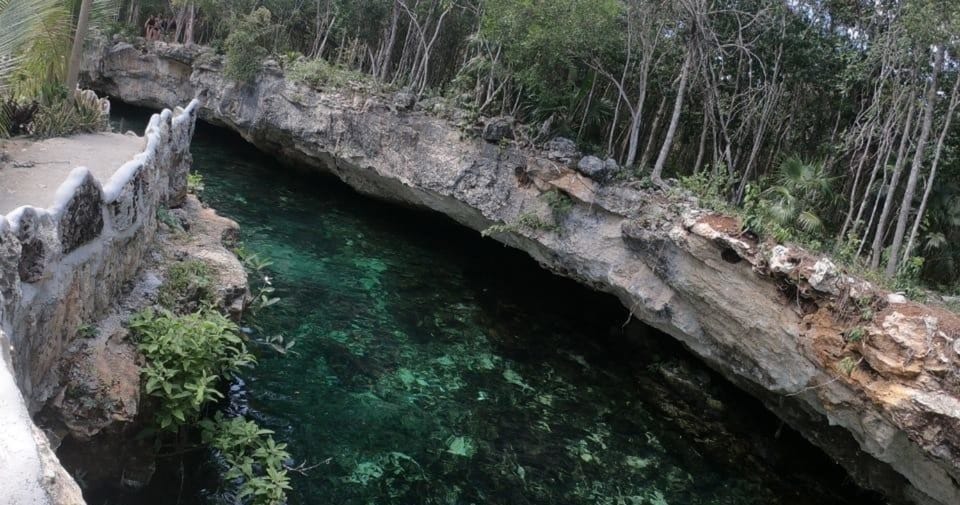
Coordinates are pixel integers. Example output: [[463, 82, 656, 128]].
[[82, 40, 960, 505]]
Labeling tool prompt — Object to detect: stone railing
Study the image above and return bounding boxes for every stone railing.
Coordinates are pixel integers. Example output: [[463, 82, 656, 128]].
[[0, 99, 198, 504]]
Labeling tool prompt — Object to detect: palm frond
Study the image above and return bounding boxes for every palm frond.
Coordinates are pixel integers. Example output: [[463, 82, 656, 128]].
[[0, 0, 60, 90], [797, 210, 824, 232], [12, 4, 72, 101], [924, 232, 947, 251], [0, 0, 57, 88], [90, 0, 120, 29]]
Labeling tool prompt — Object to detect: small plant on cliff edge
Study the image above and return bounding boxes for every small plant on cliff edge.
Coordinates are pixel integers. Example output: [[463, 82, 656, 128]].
[[157, 207, 183, 232], [130, 308, 255, 431], [188, 172, 205, 194], [224, 8, 273, 83], [158, 259, 216, 313], [542, 189, 574, 224], [836, 356, 859, 376], [76, 323, 98, 339], [845, 326, 866, 343], [201, 413, 292, 505]]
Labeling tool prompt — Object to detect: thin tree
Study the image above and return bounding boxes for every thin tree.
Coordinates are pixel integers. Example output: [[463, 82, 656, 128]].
[[64, 0, 93, 94], [885, 46, 945, 277]]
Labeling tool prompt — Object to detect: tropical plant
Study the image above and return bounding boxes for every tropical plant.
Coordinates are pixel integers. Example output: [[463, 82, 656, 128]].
[[130, 308, 255, 431], [223, 7, 273, 82], [744, 156, 833, 242], [201, 412, 292, 505]]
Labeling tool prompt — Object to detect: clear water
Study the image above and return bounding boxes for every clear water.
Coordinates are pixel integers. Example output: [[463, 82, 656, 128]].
[[104, 105, 882, 505]]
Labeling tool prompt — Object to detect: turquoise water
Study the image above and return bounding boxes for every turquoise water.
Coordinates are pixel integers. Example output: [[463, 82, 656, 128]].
[[107, 105, 881, 505]]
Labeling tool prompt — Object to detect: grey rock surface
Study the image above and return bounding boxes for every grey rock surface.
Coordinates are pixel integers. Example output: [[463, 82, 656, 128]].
[[544, 136, 579, 164], [81, 40, 960, 505], [482, 116, 514, 143], [575, 155, 618, 181]]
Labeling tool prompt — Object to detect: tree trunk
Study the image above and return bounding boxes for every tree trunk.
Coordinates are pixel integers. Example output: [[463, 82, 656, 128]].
[[903, 71, 960, 264], [127, 0, 140, 25], [651, 49, 693, 186], [639, 95, 667, 169], [65, 0, 94, 95], [378, 1, 400, 81], [184, 2, 196, 45], [693, 99, 710, 173], [885, 48, 944, 278], [416, 6, 451, 95], [869, 91, 918, 269]]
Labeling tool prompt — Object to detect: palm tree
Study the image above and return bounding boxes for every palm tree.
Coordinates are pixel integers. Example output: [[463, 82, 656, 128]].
[[0, 0, 60, 90], [764, 156, 833, 234], [744, 156, 834, 242], [65, 0, 93, 94], [2, 0, 119, 95]]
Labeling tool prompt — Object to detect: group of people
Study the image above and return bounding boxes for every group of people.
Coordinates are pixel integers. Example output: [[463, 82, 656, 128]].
[[144, 16, 177, 42]]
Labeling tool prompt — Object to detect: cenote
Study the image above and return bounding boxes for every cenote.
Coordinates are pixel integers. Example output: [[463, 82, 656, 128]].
[[104, 104, 882, 505]]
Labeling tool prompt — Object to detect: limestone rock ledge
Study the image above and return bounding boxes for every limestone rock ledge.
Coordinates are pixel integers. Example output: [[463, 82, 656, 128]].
[[0, 101, 199, 504], [83, 40, 960, 505], [43, 194, 250, 492]]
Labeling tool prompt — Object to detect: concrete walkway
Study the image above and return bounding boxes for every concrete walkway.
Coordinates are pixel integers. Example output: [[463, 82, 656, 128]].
[[0, 133, 144, 215]]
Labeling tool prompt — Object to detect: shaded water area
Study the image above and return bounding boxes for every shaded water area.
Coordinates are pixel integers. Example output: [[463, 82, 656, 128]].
[[105, 104, 883, 505]]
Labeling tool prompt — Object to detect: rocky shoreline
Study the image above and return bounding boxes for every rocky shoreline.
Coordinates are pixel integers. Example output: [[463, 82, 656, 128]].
[[82, 39, 960, 505]]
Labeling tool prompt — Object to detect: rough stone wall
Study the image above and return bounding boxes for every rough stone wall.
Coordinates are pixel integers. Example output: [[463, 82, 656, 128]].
[[0, 100, 198, 505], [82, 40, 960, 505]]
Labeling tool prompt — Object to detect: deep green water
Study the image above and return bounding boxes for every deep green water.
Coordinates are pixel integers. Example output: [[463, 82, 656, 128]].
[[106, 105, 882, 505]]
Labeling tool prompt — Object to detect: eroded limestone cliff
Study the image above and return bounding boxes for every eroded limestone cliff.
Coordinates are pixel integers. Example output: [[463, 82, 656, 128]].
[[83, 39, 960, 505]]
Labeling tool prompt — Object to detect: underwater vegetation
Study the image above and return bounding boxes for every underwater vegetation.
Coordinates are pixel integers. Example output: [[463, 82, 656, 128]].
[[107, 105, 881, 505]]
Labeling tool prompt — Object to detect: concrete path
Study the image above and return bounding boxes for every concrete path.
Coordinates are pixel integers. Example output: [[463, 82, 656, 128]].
[[0, 133, 144, 215]]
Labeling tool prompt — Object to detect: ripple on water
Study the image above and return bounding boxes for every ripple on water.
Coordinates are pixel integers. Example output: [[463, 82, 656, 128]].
[[105, 104, 883, 505]]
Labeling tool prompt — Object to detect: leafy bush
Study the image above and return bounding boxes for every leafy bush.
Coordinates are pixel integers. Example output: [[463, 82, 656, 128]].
[[224, 8, 273, 82], [0, 97, 39, 136], [158, 259, 216, 312], [742, 157, 834, 244], [285, 56, 367, 89], [893, 256, 926, 300], [130, 309, 255, 431], [156, 206, 183, 231], [187, 172, 205, 194], [26, 89, 108, 138], [677, 169, 732, 211], [201, 413, 292, 505], [542, 189, 573, 223]]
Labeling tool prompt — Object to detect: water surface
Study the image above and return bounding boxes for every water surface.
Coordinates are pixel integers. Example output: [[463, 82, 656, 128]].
[[107, 104, 882, 505]]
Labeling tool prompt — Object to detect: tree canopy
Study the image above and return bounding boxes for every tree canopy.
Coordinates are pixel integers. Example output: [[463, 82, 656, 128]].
[[7, 0, 960, 292]]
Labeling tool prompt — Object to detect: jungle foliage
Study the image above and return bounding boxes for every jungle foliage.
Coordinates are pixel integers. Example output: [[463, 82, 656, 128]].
[[0, 0, 114, 137], [4, 0, 960, 290], [97, 0, 960, 294]]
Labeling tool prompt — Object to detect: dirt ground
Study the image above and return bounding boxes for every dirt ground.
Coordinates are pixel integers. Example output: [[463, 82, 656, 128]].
[[0, 133, 144, 215]]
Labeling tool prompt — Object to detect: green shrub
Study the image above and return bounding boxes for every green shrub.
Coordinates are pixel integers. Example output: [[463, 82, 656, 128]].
[[224, 8, 273, 82], [676, 169, 732, 211], [158, 260, 215, 312], [201, 413, 292, 505], [894, 256, 926, 300], [187, 172, 205, 194], [845, 326, 866, 343], [27, 92, 107, 138], [286, 56, 368, 89], [130, 308, 255, 431], [156, 206, 183, 232], [541, 189, 573, 223]]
